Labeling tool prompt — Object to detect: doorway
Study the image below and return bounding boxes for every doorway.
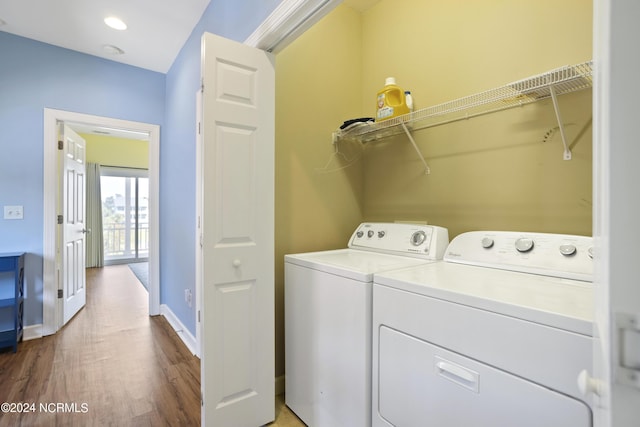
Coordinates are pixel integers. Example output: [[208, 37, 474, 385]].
[[43, 109, 160, 336]]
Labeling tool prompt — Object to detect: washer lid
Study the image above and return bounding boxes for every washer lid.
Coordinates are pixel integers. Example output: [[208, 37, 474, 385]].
[[285, 248, 436, 282], [374, 262, 593, 336]]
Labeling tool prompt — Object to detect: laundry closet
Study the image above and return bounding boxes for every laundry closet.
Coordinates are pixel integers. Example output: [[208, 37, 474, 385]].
[[275, 0, 593, 408]]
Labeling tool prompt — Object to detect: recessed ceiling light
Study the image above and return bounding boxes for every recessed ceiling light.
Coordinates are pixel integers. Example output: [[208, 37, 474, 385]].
[[104, 16, 127, 30], [103, 44, 125, 55]]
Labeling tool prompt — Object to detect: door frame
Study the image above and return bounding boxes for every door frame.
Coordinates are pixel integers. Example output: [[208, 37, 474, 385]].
[[195, 89, 203, 357], [43, 108, 160, 335]]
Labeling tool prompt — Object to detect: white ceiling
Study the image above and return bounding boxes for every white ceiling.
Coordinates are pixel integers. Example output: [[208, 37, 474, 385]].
[[0, 0, 381, 138], [1, 0, 385, 139], [0, 1, 383, 74], [0, 0, 211, 73]]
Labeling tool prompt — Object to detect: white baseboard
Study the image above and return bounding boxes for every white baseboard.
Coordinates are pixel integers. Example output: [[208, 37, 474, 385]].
[[159, 305, 285, 397], [23, 324, 43, 341], [160, 304, 198, 356]]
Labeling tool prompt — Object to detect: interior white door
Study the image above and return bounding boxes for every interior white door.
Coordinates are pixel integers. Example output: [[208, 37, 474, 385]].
[[592, 1, 640, 425], [195, 89, 203, 358], [60, 124, 87, 326], [200, 32, 275, 426]]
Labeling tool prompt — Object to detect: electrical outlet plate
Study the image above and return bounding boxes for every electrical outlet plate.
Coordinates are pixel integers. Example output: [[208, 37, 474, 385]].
[[4, 205, 23, 220]]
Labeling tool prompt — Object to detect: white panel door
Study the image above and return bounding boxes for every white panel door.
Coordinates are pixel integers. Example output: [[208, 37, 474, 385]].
[[592, 1, 640, 426], [200, 32, 275, 426], [60, 124, 87, 325], [196, 89, 203, 358]]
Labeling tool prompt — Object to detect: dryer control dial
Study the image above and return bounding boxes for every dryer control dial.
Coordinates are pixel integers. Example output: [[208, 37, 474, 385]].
[[444, 231, 593, 281], [481, 237, 494, 249], [559, 244, 577, 256], [411, 230, 427, 246], [515, 237, 534, 253], [378, 231, 386, 238], [367, 230, 375, 238]]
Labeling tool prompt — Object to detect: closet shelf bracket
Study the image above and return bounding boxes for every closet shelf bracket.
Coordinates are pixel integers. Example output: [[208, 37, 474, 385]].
[[549, 85, 572, 160], [334, 61, 592, 165], [401, 122, 430, 174]]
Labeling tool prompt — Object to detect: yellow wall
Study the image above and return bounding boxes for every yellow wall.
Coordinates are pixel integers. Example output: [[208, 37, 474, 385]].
[[275, 5, 364, 377], [83, 133, 149, 169], [275, 0, 592, 378], [360, 0, 593, 237]]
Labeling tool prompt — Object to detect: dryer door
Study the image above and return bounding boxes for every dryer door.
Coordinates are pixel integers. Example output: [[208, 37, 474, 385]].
[[376, 326, 592, 427]]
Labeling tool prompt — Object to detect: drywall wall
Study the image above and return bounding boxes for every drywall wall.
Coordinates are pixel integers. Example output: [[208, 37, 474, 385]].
[[275, 4, 364, 378], [84, 134, 149, 169], [0, 31, 164, 327], [272, 0, 592, 384], [360, 0, 593, 238]]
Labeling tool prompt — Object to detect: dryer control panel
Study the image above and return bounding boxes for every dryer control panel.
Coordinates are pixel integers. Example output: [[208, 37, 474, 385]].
[[444, 231, 593, 281], [349, 222, 449, 260]]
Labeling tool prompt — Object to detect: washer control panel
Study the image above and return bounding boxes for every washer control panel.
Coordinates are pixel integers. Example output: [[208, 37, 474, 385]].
[[349, 223, 449, 260], [444, 231, 593, 281]]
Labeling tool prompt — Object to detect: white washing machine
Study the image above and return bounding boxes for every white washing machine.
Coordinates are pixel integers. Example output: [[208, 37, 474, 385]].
[[285, 222, 449, 427], [372, 231, 594, 427]]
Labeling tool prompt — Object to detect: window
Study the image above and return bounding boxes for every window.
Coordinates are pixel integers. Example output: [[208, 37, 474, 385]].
[[100, 167, 149, 264]]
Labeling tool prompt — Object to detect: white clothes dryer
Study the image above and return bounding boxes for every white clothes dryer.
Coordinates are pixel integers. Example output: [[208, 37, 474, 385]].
[[372, 231, 594, 427], [285, 222, 449, 427]]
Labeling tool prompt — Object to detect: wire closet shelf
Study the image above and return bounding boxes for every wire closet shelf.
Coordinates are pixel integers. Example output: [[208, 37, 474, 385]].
[[336, 61, 593, 144]]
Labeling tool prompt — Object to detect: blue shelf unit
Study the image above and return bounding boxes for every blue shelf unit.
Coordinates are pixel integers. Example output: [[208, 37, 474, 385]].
[[0, 252, 25, 352]]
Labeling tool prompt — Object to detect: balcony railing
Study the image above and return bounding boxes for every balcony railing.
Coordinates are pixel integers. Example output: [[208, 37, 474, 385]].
[[103, 222, 149, 260]]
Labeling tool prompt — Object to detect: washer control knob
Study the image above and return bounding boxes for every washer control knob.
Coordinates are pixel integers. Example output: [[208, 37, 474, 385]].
[[515, 237, 534, 253], [588, 247, 594, 259], [559, 244, 577, 256], [367, 230, 374, 238], [378, 230, 386, 238], [481, 237, 494, 249], [411, 230, 427, 246], [356, 231, 364, 238], [577, 370, 603, 397]]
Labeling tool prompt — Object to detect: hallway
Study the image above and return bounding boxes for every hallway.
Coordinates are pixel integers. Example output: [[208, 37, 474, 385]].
[[0, 265, 305, 426], [0, 265, 201, 426]]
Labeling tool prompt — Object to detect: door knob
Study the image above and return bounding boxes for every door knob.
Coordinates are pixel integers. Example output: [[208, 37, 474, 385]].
[[232, 259, 241, 268], [81, 228, 91, 234], [577, 369, 603, 396]]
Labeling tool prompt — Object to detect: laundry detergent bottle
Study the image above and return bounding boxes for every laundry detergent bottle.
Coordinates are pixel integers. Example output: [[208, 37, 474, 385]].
[[376, 77, 410, 121]]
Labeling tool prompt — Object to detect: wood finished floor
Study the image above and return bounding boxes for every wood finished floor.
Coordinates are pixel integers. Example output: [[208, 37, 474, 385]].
[[0, 265, 305, 427]]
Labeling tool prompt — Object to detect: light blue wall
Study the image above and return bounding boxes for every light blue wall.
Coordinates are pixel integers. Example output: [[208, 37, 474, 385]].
[[161, 0, 282, 335], [0, 31, 165, 327], [0, 0, 282, 335]]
